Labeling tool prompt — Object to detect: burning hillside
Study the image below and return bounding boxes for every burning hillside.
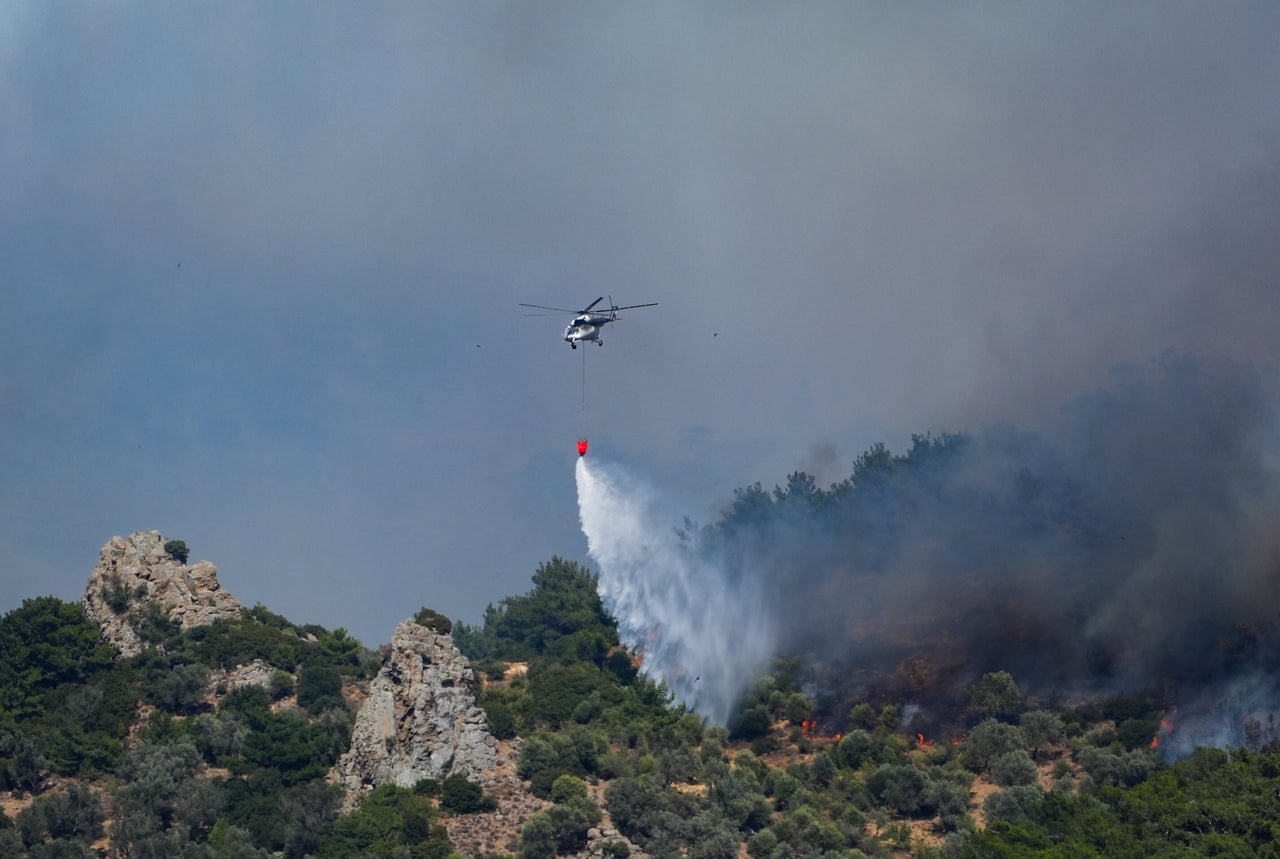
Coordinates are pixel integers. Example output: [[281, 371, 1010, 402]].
[[579, 353, 1280, 754]]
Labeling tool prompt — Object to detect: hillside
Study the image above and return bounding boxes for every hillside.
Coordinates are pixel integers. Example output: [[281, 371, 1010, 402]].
[[4, 532, 1280, 857]]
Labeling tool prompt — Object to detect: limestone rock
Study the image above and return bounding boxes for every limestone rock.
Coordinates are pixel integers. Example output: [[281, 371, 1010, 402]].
[[210, 658, 278, 693], [579, 826, 646, 859], [334, 619, 498, 796], [82, 530, 242, 657]]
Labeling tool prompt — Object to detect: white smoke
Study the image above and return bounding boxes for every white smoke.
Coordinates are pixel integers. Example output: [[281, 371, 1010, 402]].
[[576, 457, 776, 725]]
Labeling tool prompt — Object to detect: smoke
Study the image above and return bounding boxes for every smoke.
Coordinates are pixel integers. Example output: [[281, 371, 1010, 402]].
[[581, 353, 1280, 752], [576, 456, 775, 724]]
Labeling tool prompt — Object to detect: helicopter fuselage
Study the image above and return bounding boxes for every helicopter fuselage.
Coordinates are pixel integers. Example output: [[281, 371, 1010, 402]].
[[520, 298, 656, 349], [564, 313, 614, 347]]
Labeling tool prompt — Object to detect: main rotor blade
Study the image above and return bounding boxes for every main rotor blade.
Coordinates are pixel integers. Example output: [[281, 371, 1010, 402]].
[[583, 296, 605, 312], [610, 302, 659, 311], [518, 303, 579, 313]]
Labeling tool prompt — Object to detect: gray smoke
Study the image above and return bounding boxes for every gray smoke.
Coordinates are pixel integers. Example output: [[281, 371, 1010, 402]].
[[582, 353, 1280, 751]]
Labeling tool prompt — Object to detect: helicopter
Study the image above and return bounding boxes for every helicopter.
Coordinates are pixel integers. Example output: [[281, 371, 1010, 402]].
[[519, 296, 658, 348]]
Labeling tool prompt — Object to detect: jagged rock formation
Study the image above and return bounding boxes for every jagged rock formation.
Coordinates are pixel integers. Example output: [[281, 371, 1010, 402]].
[[82, 530, 242, 657], [334, 619, 498, 795]]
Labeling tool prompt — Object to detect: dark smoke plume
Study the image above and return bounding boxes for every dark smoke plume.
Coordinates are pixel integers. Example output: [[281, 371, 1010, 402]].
[[702, 352, 1280, 750]]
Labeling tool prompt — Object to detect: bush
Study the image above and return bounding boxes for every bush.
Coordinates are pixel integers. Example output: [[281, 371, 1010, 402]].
[[152, 663, 210, 715], [834, 729, 894, 770], [1, 732, 50, 793], [1075, 746, 1154, 788], [413, 607, 453, 635], [989, 749, 1039, 787], [439, 774, 496, 814], [103, 583, 133, 614], [783, 693, 813, 725], [868, 764, 929, 816], [983, 785, 1044, 827], [520, 812, 557, 859], [545, 795, 602, 853], [1020, 709, 1065, 758], [849, 702, 877, 729], [966, 671, 1022, 722], [963, 719, 1026, 772], [550, 774, 589, 804], [20, 782, 104, 844], [269, 670, 296, 701], [238, 710, 338, 786], [296, 664, 343, 714], [163, 540, 190, 564], [485, 701, 517, 740], [317, 783, 449, 858], [729, 705, 771, 741]]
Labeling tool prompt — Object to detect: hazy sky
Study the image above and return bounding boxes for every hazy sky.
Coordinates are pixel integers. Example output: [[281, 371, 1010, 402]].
[[4, 2, 1280, 647]]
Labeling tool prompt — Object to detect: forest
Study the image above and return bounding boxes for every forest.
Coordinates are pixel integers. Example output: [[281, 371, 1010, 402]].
[[4, 552, 1280, 858], [5, 370, 1280, 857]]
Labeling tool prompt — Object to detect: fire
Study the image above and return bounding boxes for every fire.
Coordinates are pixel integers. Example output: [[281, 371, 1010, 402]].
[[800, 719, 841, 742], [916, 733, 936, 750]]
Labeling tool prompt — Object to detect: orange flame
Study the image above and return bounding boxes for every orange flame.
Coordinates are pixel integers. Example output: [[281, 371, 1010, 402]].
[[917, 733, 936, 750], [799, 719, 841, 742]]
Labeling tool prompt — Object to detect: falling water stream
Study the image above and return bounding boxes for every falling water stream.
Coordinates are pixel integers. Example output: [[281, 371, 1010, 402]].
[[576, 456, 775, 724]]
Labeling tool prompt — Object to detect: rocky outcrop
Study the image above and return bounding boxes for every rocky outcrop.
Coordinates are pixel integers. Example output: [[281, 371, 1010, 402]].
[[580, 827, 646, 859], [82, 530, 242, 657], [333, 619, 498, 796], [209, 658, 277, 693]]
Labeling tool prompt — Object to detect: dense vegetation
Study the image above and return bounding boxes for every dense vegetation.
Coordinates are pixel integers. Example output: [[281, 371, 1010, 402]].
[[0, 560, 1276, 858], [0, 595, 397, 857], [4, 415, 1280, 856]]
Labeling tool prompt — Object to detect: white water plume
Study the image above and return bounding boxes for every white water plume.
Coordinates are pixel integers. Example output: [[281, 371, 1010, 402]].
[[576, 457, 776, 725]]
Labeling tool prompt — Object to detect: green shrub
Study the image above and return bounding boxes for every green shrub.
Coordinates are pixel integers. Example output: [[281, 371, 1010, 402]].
[[550, 774, 588, 804], [439, 774, 496, 814], [544, 795, 601, 853], [485, 701, 517, 740], [296, 664, 343, 714], [413, 607, 454, 635], [269, 670, 295, 701], [103, 583, 132, 614], [163, 540, 190, 564], [989, 749, 1038, 787]]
